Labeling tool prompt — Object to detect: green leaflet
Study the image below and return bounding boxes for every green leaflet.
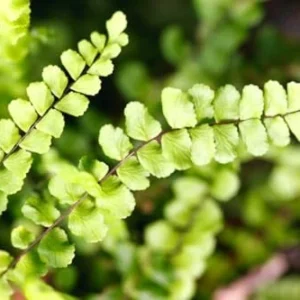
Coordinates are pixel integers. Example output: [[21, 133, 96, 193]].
[[38, 228, 75, 268], [79, 157, 109, 181], [90, 32, 106, 52], [61, 49, 86, 80], [0, 277, 13, 300], [213, 124, 239, 163], [20, 129, 52, 154], [42, 65, 69, 98], [0, 119, 20, 153], [239, 119, 269, 156], [88, 57, 114, 77], [117, 157, 150, 191], [55, 92, 89, 117], [189, 125, 215, 166], [239, 85, 264, 120], [8, 99, 38, 132], [106, 11, 127, 41], [161, 129, 192, 170], [3, 149, 32, 179], [27, 82, 55, 116], [36, 109, 65, 138], [11, 226, 35, 249], [124, 102, 162, 141], [211, 169, 240, 201], [22, 195, 60, 227], [169, 276, 195, 300], [0, 168, 23, 195], [99, 124, 133, 160], [71, 74, 101, 96], [96, 176, 135, 219], [287, 82, 300, 112], [285, 112, 300, 141], [264, 116, 290, 147], [188, 84, 215, 121], [145, 221, 179, 253], [78, 39, 98, 66], [162, 87, 197, 129], [137, 140, 175, 178], [102, 43, 122, 59], [264, 81, 287, 116], [0, 191, 8, 215], [68, 200, 108, 243], [0, 251, 12, 273], [214, 85, 240, 122]]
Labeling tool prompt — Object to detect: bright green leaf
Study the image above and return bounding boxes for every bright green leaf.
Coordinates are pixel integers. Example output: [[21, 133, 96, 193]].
[[161, 129, 192, 170], [42, 65, 69, 98], [137, 140, 175, 178], [0, 119, 20, 153], [78, 39, 98, 66], [61, 49, 86, 80], [102, 43, 122, 59], [287, 82, 300, 112], [239, 119, 269, 156], [88, 58, 114, 77], [36, 109, 65, 138], [0, 168, 23, 195], [264, 80, 287, 116], [106, 11, 127, 41], [20, 129, 52, 154], [0, 191, 8, 215], [189, 125, 215, 166], [117, 157, 150, 191], [124, 102, 162, 141], [71, 74, 101, 96], [38, 228, 75, 268], [162, 87, 197, 129], [90, 32, 106, 52], [11, 226, 35, 249], [78, 157, 109, 181], [27, 82, 55, 116], [285, 112, 300, 141], [214, 85, 240, 122], [99, 124, 133, 160], [55, 92, 89, 117], [264, 116, 290, 147], [213, 124, 239, 163], [0, 250, 12, 273], [69, 200, 107, 243], [0, 277, 13, 300], [8, 99, 38, 132]]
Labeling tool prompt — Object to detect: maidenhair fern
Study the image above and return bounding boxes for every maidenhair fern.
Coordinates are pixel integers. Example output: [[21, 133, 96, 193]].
[[1, 75, 300, 298], [0, 11, 128, 213]]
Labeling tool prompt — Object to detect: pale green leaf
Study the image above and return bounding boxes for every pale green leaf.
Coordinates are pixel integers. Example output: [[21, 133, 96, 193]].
[[137, 140, 175, 178], [22, 194, 60, 227], [285, 112, 300, 141], [116, 32, 129, 46], [69, 200, 107, 243], [0, 168, 23, 195], [36, 109, 65, 138], [27, 82, 55, 116], [287, 82, 300, 112], [4, 149, 32, 179], [0, 191, 8, 215], [42, 65, 68, 98], [169, 277, 195, 300], [96, 176, 135, 219], [239, 119, 269, 156], [78, 157, 109, 181], [239, 85, 264, 120], [117, 157, 150, 191], [264, 116, 290, 147], [102, 43, 121, 59], [88, 58, 114, 77], [20, 129, 52, 154], [161, 129, 192, 170], [214, 85, 240, 122], [0, 277, 13, 300], [8, 99, 38, 132], [162, 87, 197, 129], [145, 221, 178, 253], [211, 169, 240, 201], [61, 49, 86, 80], [188, 84, 215, 121], [38, 228, 75, 268], [78, 39, 97, 66], [71, 74, 101, 96], [11, 226, 35, 249], [264, 80, 287, 116], [0, 119, 20, 153], [106, 11, 127, 41], [189, 125, 215, 166], [90, 32, 106, 52], [213, 124, 239, 163], [124, 102, 162, 141], [99, 124, 133, 160], [55, 92, 89, 117], [0, 250, 12, 273]]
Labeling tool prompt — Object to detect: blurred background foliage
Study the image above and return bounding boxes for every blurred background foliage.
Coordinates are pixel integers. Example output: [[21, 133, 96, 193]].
[[2, 0, 300, 299]]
